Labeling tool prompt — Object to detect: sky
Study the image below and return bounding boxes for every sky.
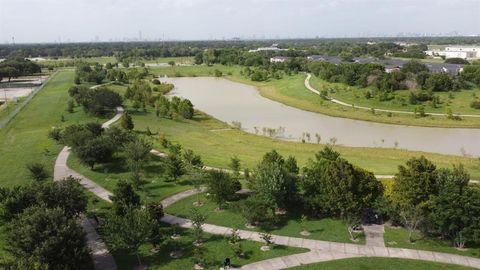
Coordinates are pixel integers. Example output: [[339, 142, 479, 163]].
[[0, 0, 479, 43]]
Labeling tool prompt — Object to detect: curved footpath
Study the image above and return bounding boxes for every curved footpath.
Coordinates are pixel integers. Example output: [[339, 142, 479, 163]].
[[53, 107, 480, 270], [53, 108, 124, 270], [304, 73, 480, 118]]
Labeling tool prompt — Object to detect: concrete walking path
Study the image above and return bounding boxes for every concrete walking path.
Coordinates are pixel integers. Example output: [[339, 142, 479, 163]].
[[304, 73, 480, 118], [160, 189, 480, 269], [53, 107, 123, 270], [363, 224, 386, 247]]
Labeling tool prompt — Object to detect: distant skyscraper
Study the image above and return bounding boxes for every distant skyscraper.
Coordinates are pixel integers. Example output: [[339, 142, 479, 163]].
[[139, 31, 142, 41]]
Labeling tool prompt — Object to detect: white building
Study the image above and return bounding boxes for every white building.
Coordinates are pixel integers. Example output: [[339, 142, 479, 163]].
[[425, 45, 480, 59], [249, 44, 288, 53], [270, 56, 289, 63]]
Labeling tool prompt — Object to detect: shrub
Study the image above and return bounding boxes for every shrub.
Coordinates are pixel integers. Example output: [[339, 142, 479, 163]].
[[470, 100, 480, 109], [26, 162, 49, 181]]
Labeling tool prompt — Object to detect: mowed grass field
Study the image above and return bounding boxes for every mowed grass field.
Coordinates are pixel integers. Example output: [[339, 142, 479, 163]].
[[287, 257, 476, 270], [0, 70, 103, 187]]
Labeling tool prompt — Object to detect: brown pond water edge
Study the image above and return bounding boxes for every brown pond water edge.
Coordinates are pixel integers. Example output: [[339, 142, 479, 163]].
[[165, 77, 480, 157]]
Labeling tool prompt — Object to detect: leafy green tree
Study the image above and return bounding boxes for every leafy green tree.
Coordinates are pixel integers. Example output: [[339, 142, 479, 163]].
[[6, 206, 89, 269], [429, 166, 480, 248], [182, 149, 203, 169], [177, 99, 194, 119], [301, 147, 383, 219], [229, 156, 241, 177], [76, 135, 115, 169], [401, 60, 429, 74], [164, 154, 185, 181], [123, 138, 152, 187], [252, 150, 298, 214], [110, 181, 141, 216], [205, 170, 240, 209], [103, 208, 155, 267], [391, 156, 438, 241], [121, 111, 134, 130], [191, 208, 207, 244], [426, 73, 454, 92]]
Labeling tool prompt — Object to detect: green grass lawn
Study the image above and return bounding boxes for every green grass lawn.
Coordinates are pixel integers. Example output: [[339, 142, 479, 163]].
[[110, 226, 307, 270], [287, 257, 476, 270], [0, 70, 106, 187], [151, 64, 480, 128], [67, 153, 193, 203], [129, 106, 480, 178], [165, 193, 365, 244], [384, 225, 480, 258]]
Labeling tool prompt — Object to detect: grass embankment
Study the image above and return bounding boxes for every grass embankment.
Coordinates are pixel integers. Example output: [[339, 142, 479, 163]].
[[152, 64, 480, 128], [127, 107, 480, 178], [310, 75, 480, 115], [384, 225, 480, 258], [165, 193, 365, 244], [0, 70, 106, 187], [287, 257, 476, 270]]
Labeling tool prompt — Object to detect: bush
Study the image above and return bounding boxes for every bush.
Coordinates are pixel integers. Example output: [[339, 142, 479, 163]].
[[26, 162, 49, 181], [470, 100, 480, 109], [48, 127, 62, 141], [152, 79, 161, 85]]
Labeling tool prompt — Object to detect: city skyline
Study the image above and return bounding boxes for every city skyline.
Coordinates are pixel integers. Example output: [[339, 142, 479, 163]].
[[0, 0, 479, 43]]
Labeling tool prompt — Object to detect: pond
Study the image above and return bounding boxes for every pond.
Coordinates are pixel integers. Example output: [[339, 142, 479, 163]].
[[165, 77, 480, 157]]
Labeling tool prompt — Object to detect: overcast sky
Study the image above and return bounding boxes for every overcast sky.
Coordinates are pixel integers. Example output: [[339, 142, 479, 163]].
[[0, 0, 479, 43]]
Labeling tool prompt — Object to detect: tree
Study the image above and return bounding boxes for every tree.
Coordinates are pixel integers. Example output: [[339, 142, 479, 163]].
[[252, 150, 298, 214], [123, 138, 152, 188], [76, 135, 115, 169], [429, 166, 480, 248], [205, 170, 240, 209], [229, 156, 241, 177], [190, 208, 206, 244], [121, 111, 134, 130], [391, 156, 438, 241], [301, 147, 383, 218], [164, 154, 185, 181], [401, 60, 429, 74], [103, 208, 155, 267], [182, 149, 203, 169], [426, 73, 454, 92], [177, 99, 194, 119], [26, 162, 49, 182], [110, 181, 141, 216], [6, 206, 89, 269]]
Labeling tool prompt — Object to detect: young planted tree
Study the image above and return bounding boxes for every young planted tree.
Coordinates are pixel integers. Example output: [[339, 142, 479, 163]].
[[110, 181, 141, 216], [190, 208, 207, 245], [205, 170, 241, 210], [123, 138, 152, 188], [121, 111, 134, 130], [164, 154, 185, 182], [103, 208, 155, 268], [229, 156, 241, 178]]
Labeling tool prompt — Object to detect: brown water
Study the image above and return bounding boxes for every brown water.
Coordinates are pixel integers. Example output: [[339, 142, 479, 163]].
[[165, 77, 480, 157]]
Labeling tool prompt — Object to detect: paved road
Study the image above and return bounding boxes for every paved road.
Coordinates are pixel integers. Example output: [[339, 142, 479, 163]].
[[304, 73, 480, 118]]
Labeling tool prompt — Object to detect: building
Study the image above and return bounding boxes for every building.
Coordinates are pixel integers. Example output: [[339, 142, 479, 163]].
[[249, 44, 288, 53], [306, 55, 464, 75], [270, 56, 289, 63], [425, 45, 480, 59]]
